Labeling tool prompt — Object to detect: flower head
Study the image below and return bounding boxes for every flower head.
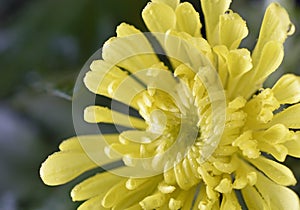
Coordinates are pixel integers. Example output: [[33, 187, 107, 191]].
[[40, 0, 300, 209]]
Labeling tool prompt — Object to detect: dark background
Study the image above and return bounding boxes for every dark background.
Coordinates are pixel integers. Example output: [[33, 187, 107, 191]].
[[0, 0, 299, 209]]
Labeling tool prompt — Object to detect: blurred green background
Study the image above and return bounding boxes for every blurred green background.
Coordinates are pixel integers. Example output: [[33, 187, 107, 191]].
[[0, 0, 299, 209]]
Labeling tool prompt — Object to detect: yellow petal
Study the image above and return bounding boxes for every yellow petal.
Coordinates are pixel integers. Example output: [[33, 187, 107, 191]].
[[139, 192, 167, 209], [233, 170, 257, 189], [171, 186, 197, 209], [84, 61, 127, 96], [244, 89, 280, 126], [272, 74, 300, 104], [59, 135, 119, 152], [84, 59, 145, 110], [71, 172, 121, 201], [201, 0, 232, 46], [167, 30, 212, 58], [247, 156, 296, 186], [169, 198, 182, 210], [175, 2, 202, 36], [215, 178, 232, 193], [152, 0, 179, 10], [252, 3, 294, 63], [40, 151, 97, 186], [197, 166, 220, 188], [284, 132, 300, 158], [233, 41, 284, 99], [59, 137, 84, 152], [116, 23, 142, 37], [112, 177, 161, 210], [233, 131, 260, 159], [174, 63, 196, 89], [255, 170, 300, 210], [101, 180, 127, 208], [257, 141, 288, 162], [158, 181, 176, 194], [267, 103, 300, 129], [126, 178, 153, 190], [77, 195, 108, 210], [108, 143, 141, 158], [253, 41, 284, 83], [84, 106, 146, 129], [219, 10, 248, 49], [220, 191, 241, 210], [174, 161, 193, 190], [241, 185, 269, 210], [254, 124, 290, 144], [212, 45, 229, 86], [164, 168, 177, 185], [124, 204, 141, 210], [142, 2, 176, 32], [120, 130, 160, 144], [227, 48, 252, 78], [102, 33, 159, 73], [213, 157, 238, 173]]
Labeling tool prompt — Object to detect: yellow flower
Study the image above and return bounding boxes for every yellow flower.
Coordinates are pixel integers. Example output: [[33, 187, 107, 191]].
[[40, 0, 300, 209]]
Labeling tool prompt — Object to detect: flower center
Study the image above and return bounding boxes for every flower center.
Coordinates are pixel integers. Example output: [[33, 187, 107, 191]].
[[117, 66, 221, 174]]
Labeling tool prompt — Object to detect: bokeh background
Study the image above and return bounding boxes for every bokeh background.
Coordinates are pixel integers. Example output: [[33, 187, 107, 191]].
[[0, 0, 299, 209]]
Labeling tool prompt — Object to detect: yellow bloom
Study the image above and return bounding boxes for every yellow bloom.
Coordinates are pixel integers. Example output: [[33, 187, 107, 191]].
[[40, 0, 300, 209]]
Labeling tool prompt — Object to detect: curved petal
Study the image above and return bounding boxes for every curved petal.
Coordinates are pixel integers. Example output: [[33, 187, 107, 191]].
[[234, 41, 284, 99], [102, 30, 159, 73], [254, 124, 291, 144], [59, 135, 119, 152], [247, 156, 296, 186], [201, 0, 232, 46], [267, 103, 300, 129], [241, 185, 269, 210], [40, 151, 97, 186], [139, 192, 167, 209], [220, 191, 241, 210], [84, 60, 129, 98], [77, 195, 108, 210], [252, 3, 294, 64], [152, 0, 179, 10], [272, 74, 300, 104], [284, 132, 300, 158], [71, 172, 122, 201], [116, 22, 143, 37], [252, 41, 284, 84], [219, 10, 248, 49], [142, 2, 176, 32], [175, 2, 202, 36], [255, 171, 300, 210], [84, 106, 147, 129], [227, 48, 252, 78]]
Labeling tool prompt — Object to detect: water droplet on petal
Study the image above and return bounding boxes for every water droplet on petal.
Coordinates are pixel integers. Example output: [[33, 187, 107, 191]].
[[287, 23, 295, 36]]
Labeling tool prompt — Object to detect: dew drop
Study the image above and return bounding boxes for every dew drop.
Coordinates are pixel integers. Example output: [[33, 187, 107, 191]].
[[287, 23, 295, 36]]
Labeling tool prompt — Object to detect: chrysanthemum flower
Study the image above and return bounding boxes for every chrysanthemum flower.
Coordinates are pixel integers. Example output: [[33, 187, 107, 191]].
[[40, 0, 300, 209]]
